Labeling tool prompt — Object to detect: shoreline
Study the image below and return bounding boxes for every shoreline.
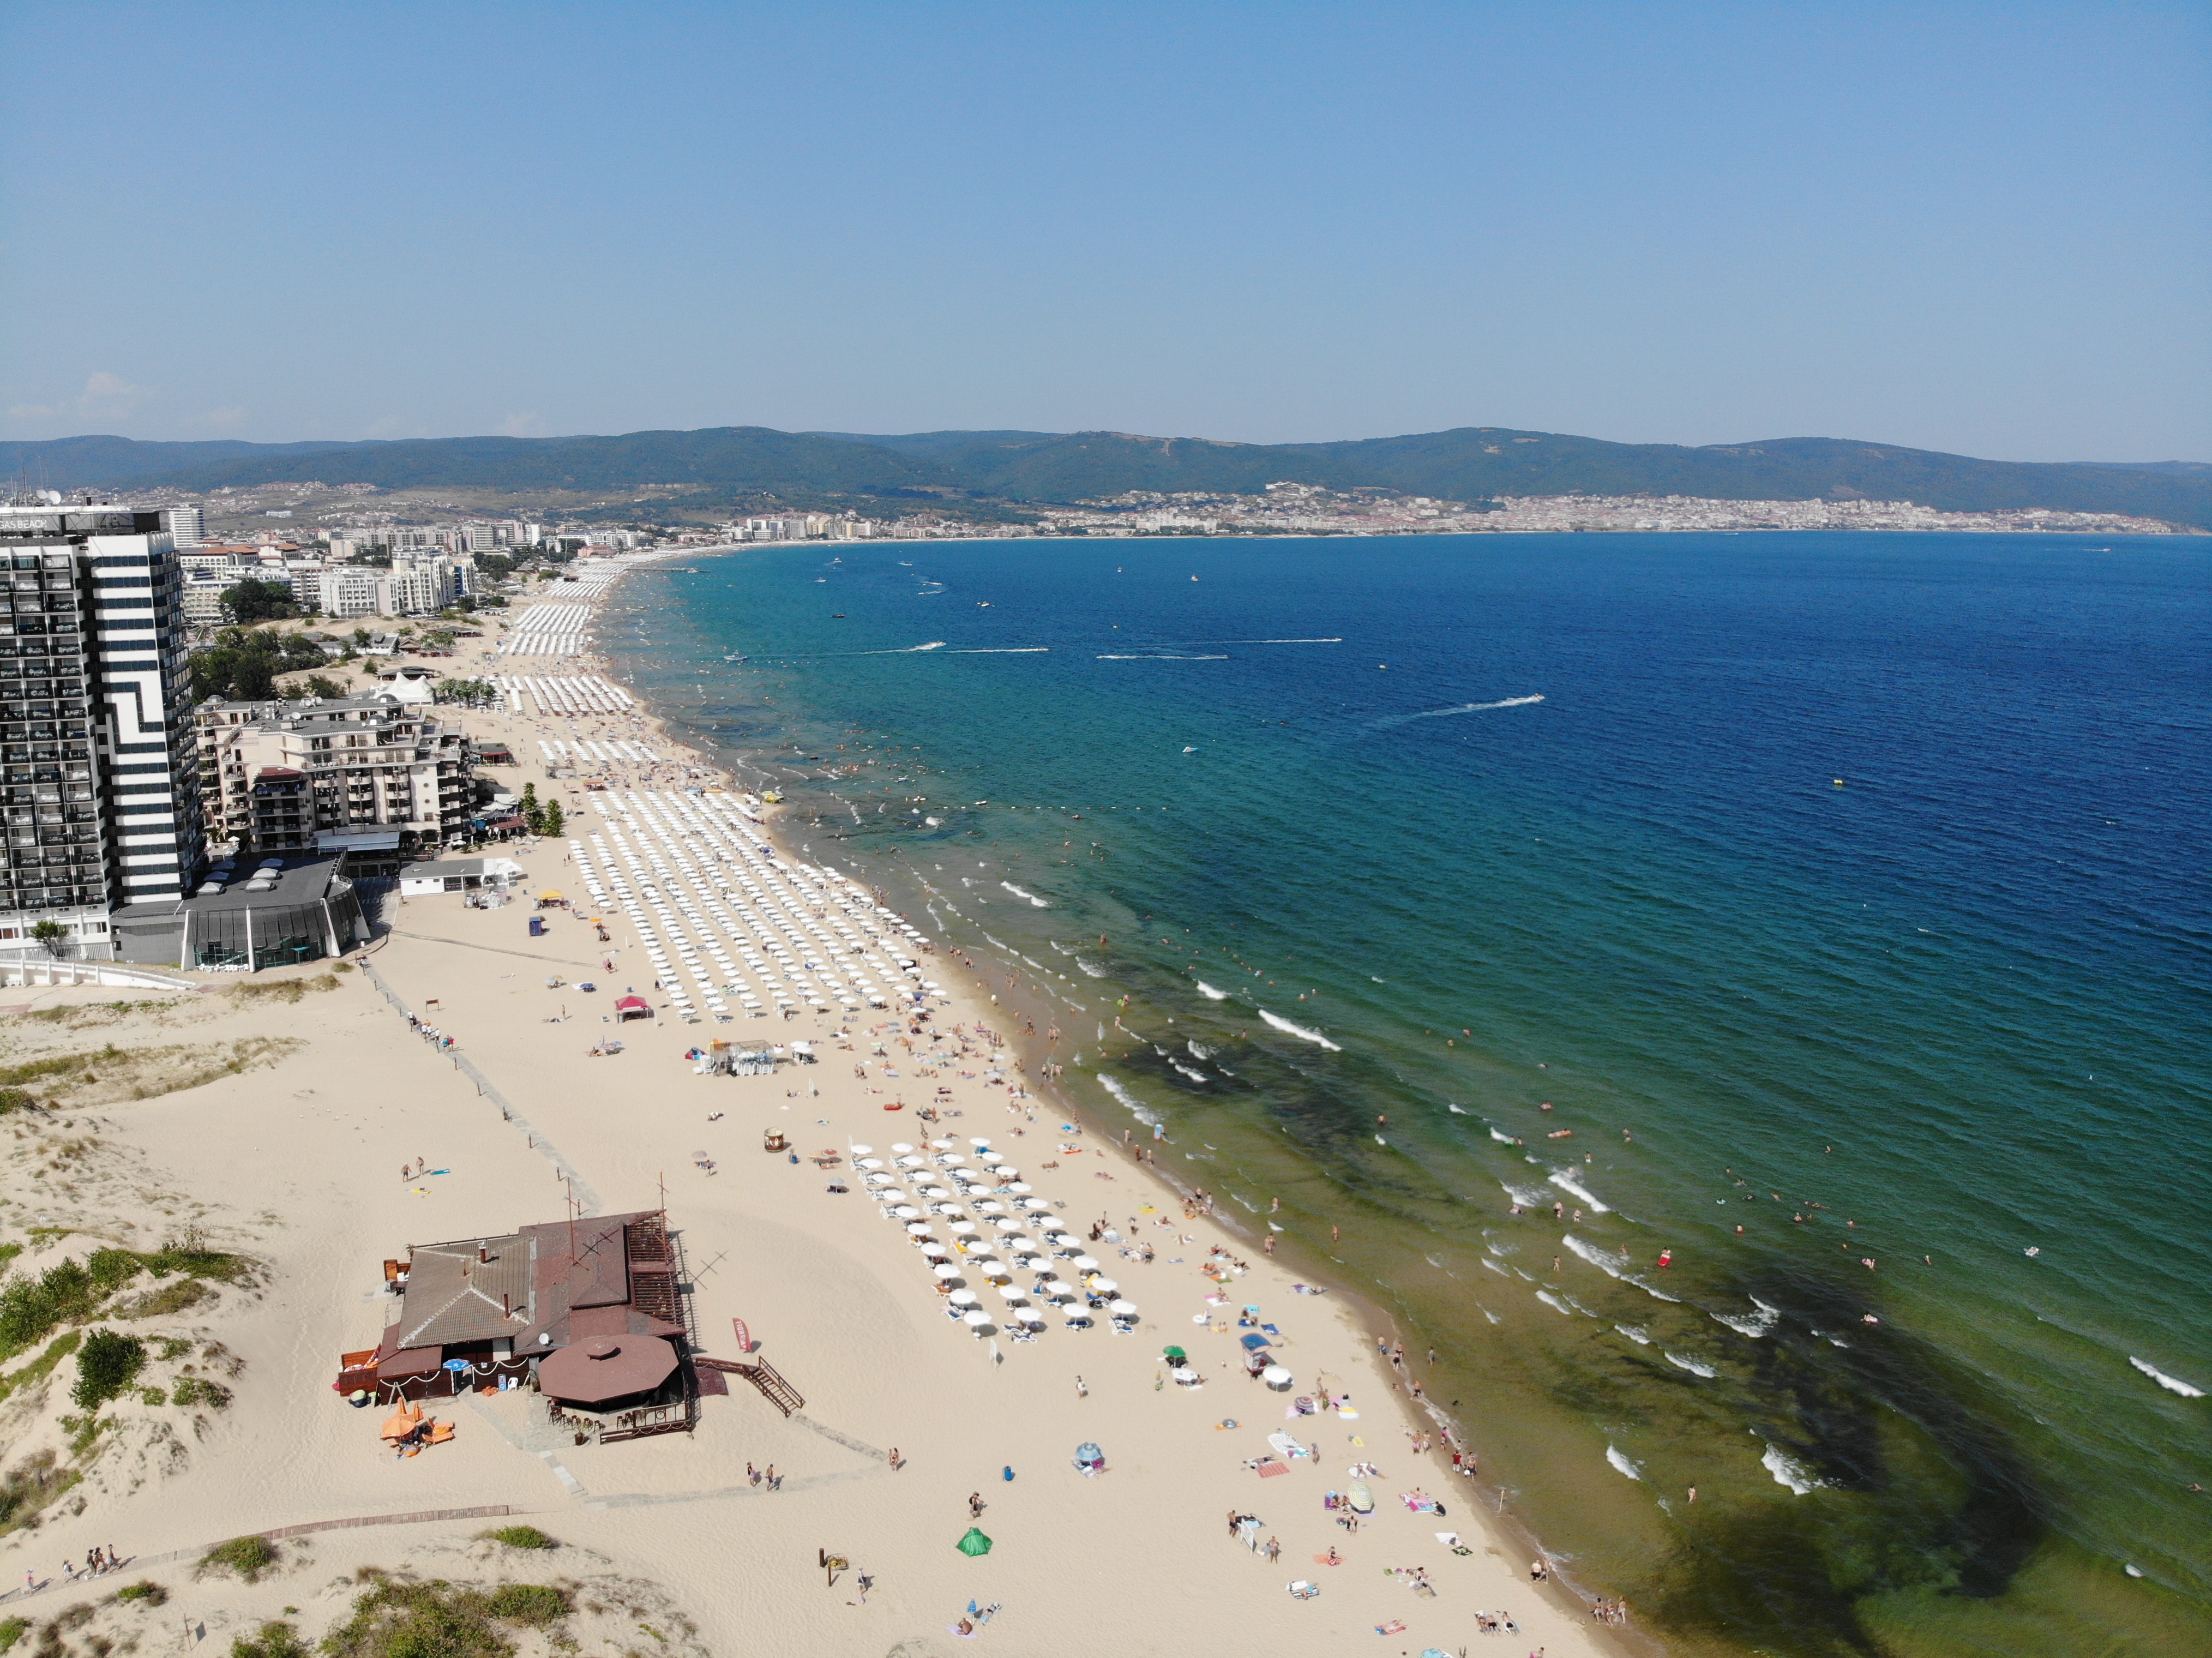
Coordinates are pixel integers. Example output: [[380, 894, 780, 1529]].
[[574, 555, 1650, 1650]]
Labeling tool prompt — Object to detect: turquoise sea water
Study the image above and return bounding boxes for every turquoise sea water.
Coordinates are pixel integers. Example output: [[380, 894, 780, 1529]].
[[603, 532, 2211, 1656]]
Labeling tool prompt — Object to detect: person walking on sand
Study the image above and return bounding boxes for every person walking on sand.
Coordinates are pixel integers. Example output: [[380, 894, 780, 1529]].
[[1075, 1374, 1088, 1398], [969, 1492, 985, 1519]]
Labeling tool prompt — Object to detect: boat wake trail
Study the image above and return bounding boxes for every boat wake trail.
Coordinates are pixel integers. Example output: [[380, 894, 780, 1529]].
[[1368, 694, 1544, 729]]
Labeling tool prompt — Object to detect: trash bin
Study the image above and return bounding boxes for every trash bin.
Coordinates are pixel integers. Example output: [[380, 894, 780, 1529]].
[[529, 916, 545, 936]]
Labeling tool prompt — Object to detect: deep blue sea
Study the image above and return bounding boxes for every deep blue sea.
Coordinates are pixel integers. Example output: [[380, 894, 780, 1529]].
[[604, 531, 2211, 1656]]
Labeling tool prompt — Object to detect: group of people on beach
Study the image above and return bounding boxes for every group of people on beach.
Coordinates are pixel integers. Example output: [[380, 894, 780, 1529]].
[[404, 1012, 454, 1052], [51, 1546, 123, 1584]]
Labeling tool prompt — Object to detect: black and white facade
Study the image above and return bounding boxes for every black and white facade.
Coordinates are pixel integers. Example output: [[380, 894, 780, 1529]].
[[0, 504, 203, 958]]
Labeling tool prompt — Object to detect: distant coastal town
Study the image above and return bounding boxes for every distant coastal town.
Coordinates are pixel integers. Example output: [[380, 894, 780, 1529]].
[[97, 472, 2197, 632]]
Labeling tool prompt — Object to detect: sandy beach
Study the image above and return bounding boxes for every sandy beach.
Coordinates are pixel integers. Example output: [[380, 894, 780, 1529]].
[[0, 562, 1630, 1657]]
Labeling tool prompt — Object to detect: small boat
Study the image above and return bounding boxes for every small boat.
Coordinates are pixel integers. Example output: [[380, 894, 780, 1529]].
[[723, 653, 747, 662], [816, 577, 828, 582], [977, 601, 993, 608], [1182, 746, 1198, 754]]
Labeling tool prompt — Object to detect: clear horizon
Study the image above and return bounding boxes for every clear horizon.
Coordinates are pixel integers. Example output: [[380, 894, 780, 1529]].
[[3, 2, 2207, 462]]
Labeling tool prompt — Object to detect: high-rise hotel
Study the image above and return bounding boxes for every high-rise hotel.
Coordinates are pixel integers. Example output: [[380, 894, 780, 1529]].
[[0, 502, 203, 958]]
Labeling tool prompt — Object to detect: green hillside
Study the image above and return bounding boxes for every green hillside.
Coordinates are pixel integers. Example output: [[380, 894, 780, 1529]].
[[19, 425, 2210, 527]]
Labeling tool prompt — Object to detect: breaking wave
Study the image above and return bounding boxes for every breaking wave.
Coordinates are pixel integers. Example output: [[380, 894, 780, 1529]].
[[2130, 1356, 2205, 1398], [1094, 1073, 1160, 1127], [1259, 1009, 1342, 1050]]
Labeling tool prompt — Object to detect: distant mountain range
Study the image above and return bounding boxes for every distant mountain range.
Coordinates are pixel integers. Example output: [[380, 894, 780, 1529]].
[[4, 426, 2207, 528]]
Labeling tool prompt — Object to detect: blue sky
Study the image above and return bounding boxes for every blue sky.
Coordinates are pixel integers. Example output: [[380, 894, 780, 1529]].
[[2, 2, 2206, 460]]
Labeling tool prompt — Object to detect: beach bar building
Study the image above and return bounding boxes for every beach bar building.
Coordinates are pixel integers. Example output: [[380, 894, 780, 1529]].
[[341, 1208, 696, 1442]]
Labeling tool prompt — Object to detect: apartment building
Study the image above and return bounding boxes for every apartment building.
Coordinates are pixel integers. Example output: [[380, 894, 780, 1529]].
[[196, 692, 474, 857], [0, 503, 203, 958]]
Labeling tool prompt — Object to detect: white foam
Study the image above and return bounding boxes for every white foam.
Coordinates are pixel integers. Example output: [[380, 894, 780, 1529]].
[[1631, 1279, 1682, 1303], [1170, 1062, 1207, 1083], [1001, 882, 1049, 908], [1095, 1073, 1161, 1127], [1480, 1306, 1502, 1325], [1194, 980, 1229, 1000], [1664, 1352, 1717, 1378], [1501, 1182, 1548, 1208], [1371, 693, 1546, 730], [1535, 1290, 1574, 1317], [1547, 1168, 1611, 1213], [2130, 1356, 2206, 1398], [1259, 1009, 1341, 1050], [1481, 1259, 1511, 1278], [1447, 1104, 1468, 1115], [1564, 1234, 1632, 1280], [1076, 958, 1107, 977], [1605, 1445, 1642, 1480], [1187, 1041, 1215, 1060], [1711, 1300, 1782, 1338], [1614, 1324, 1651, 1345], [1488, 1127, 1517, 1144], [1762, 1442, 1822, 1494]]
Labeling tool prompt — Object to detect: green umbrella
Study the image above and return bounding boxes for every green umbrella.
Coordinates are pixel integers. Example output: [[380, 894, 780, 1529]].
[[956, 1527, 993, 1557], [1162, 1345, 1188, 1361]]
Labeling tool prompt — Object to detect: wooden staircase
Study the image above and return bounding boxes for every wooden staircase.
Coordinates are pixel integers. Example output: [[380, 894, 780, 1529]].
[[696, 1355, 804, 1417]]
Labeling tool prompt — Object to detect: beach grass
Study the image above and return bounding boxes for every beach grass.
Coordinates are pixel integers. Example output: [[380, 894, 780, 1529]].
[[197, 1535, 280, 1583], [484, 1524, 557, 1550], [324, 1577, 572, 1658]]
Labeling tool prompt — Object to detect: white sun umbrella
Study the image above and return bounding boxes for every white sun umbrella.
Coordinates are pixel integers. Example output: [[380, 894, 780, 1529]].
[[978, 1150, 1005, 1165], [850, 1144, 874, 1156], [1020, 1309, 1048, 1329], [1003, 1181, 1033, 1195], [1063, 1308, 1092, 1327], [917, 1185, 951, 1200], [1020, 1198, 1053, 1214], [961, 1310, 993, 1331], [1043, 1279, 1077, 1300], [991, 1217, 1024, 1233], [1003, 1235, 1036, 1255], [968, 1136, 992, 1146], [991, 1168, 1020, 1181], [1087, 1277, 1119, 1296], [921, 1240, 951, 1259], [930, 1261, 962, 1279], [973, 1200, 1006, 1215], [928, 1138, 957, 1149], [1108, 1299, 1138, 1317], [995, 1283, 1028, 1303], [1071, 1255, 1100, 1273], [864, 1174, 896, 1188], [889, 1142, 915, 1154], [1049, 1233, 1079, 1251], [948, 1220, 978, 1236], [937, 1154, 966, 1167], [948, 1288, 979, 1306], [895, 1155, 926, 1168], [892, 1205, 921, 1220], [904, 1222, 933, 1237], [931, 1202, 965, 1217]]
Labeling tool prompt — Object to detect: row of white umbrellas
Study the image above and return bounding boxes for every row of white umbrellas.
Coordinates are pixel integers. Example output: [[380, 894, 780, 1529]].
[[849, 1135, 1140, 1337]]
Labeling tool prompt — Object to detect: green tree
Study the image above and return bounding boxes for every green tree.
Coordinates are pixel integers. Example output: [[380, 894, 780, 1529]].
[[71, 1329, 145, 1410], [189, 628, 331, 702], [220, 579, 299, 623], [540, 801, 563, 837], [28, 920, 68, 958]]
